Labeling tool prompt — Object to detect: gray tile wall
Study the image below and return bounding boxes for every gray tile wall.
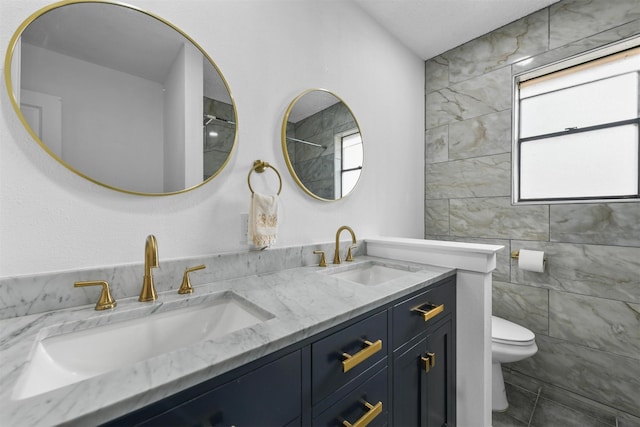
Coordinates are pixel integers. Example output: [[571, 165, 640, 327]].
[[285, 101, 357, 199], [424, 0, 640, 423]]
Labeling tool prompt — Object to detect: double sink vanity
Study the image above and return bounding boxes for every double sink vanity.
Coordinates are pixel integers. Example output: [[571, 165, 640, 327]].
[[1, 240, 464, 427]]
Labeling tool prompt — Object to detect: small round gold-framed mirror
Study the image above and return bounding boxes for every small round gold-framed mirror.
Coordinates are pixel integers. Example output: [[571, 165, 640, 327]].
[[4, 0, 237, 196], [281, 89, 363, 201]]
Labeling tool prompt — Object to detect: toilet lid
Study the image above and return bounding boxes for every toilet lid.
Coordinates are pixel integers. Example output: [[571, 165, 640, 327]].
[[492, 316, 535, 344]]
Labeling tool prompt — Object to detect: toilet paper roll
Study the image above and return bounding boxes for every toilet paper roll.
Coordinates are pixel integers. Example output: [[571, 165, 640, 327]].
[[518, 249, 545, 273]]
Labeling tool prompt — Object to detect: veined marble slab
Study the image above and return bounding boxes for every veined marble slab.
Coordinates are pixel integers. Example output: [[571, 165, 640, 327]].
[[449, 197, 549, 240], [492, 281, 549, 335], [550, 0, 640, 49], [425, 153, 511, 199], [550, 291, 640, 359], [512, 334, 640, 418], [511, 240, 640, 303], [550, 203, 640, 247], [426, 66, 511, 129], [444, 9, 548, 84]]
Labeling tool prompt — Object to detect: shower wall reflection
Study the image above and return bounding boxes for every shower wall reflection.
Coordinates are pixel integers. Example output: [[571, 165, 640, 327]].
[[285, 100, 362, 200], [203, 97, 235, 181]]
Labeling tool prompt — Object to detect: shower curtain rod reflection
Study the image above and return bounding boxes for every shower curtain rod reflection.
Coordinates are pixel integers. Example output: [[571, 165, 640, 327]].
[[204, 114, 236, 126], [286, 136, 325, 148]]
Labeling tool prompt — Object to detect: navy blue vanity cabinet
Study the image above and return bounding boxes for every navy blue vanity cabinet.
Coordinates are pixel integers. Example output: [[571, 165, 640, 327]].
[[392, 277, 456, 427], [103, 275, 456, 427]]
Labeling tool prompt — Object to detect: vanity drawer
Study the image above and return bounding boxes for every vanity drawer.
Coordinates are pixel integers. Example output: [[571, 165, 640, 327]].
[[312, 366, 388, 427], [311, 311, 388, 405], [392, 277, 455, 349]]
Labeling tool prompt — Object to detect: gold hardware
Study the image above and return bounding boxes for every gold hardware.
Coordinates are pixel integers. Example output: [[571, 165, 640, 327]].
[[342, 400, 383, 427], [342, 339, 382, 372], [421, 352, 436, 373], [74, 280, 117, 311], [345, 245, 356, 262], [334, 225, 357, 264], [313, 250, 327, 267], [421, 355, 430, 373], [411, 302, 444, 322], [248, 160, 282, 195], [511, 250, 520, 259], [178, 264, 206, 294], [139, 235, 159, 302]]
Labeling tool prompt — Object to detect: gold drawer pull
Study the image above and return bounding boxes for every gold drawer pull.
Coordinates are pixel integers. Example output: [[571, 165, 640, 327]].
[[411, 303, 444, 322], [421, 352, 436, 373], [342, 400, 383, 427], [342, 339, 383, 373]]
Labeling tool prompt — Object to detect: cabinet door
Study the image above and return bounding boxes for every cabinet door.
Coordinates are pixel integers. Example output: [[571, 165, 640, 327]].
[[425, 318, 454, 427], [392, 318, 454, 427], [392, 336, 427, 426], [137, 350, 301, 427]]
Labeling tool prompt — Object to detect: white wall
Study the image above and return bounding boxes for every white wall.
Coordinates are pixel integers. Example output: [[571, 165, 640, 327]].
[[0, 0, 425, 277], [163, 43, 187, 193], [20, 43, 165, 193]]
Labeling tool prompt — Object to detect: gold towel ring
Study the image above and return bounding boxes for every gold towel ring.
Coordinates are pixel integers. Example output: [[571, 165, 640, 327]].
[[248, 160, 282, 195]]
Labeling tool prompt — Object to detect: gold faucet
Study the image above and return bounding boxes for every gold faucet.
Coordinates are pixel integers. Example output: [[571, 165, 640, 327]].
[[334, 225, 357, 264], [139, 235, 159, 302], [74, 280, 117, 311]]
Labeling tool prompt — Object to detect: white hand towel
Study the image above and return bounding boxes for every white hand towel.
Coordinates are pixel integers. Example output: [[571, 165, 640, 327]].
[[249, 192, 278, 248]]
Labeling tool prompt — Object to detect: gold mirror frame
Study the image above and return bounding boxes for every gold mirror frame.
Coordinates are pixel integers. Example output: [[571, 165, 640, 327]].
[[281, 89, 363, 201], [4, 0, 238, 196]]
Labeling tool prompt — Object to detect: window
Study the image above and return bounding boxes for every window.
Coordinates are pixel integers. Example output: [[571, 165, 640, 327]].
[[513, 38, 640, 204], [335, 130, 363, 198]]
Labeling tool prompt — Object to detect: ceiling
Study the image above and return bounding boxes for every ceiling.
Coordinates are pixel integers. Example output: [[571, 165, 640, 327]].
[[353, 0, 561, 60]]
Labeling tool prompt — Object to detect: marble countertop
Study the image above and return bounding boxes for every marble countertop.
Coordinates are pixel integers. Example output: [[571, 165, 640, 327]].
[[0, 256, 454, 427]]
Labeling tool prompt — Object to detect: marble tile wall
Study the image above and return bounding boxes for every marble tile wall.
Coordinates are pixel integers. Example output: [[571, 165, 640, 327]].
[[425, 0, 640, 422]]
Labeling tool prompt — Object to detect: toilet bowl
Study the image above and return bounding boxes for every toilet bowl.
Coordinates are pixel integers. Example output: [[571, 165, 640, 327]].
[[491, 315, 538, 411]]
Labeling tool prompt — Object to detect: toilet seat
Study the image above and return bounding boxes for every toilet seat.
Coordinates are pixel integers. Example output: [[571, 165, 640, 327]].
[[492, 315, 535, 346]]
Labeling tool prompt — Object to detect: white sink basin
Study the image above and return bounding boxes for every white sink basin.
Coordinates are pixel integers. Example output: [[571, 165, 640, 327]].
[[13, 292, 272, 400], [327, 261, 415, 286]]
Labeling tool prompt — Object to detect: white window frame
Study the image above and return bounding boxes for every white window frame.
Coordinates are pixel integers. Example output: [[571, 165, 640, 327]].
[[512, 36, 640, 205], [334, 128, 363, 198]]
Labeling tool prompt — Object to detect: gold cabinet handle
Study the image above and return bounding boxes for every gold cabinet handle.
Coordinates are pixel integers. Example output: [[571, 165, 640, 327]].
[[178, 264, 206, 294], [421, 352, 436, 373], [342, 339, 382, 373], [411, 302, 444, 322], [74, 280, 117, 311], [342, 400, 383, 427]]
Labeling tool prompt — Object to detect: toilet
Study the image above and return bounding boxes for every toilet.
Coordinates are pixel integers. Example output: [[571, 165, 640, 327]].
[[491, 315, 538, 411]]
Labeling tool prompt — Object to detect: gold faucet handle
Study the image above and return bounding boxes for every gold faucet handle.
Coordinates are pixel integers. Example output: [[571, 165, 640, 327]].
[[313, 250, 327, 267], [346, 245, 357, 262], [179, 264, 206, 294], [74, 280, 117, 311]]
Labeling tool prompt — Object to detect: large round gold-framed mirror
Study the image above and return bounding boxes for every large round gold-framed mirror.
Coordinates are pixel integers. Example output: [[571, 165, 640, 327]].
[[4, 0, 237, 196], [281, 89, 363, 201]]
